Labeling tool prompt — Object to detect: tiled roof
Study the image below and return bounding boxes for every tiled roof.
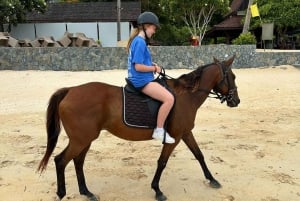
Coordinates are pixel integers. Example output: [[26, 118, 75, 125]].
[[26, 2, 141, 23]]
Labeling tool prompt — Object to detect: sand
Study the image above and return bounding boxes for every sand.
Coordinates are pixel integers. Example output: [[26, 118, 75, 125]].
[[0, 66, 299, 201]]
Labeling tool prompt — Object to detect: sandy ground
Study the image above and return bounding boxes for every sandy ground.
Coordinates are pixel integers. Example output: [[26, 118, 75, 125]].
[[0, 66, 299, 201]]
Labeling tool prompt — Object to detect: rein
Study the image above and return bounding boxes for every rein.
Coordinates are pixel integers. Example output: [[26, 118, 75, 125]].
[[158, 67, 174, 79], [209, 91, 227, 103]]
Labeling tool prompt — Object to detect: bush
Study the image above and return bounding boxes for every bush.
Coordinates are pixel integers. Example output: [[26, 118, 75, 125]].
[[232, 32, 256, 45]]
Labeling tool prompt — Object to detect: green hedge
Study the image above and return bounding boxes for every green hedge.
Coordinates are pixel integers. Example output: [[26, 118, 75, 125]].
[[232, 32, 257, 45]]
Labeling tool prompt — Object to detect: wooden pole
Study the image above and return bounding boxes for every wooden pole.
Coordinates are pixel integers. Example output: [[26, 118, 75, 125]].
[[242, 0, 253, 33], [117, 0, 121, 41]]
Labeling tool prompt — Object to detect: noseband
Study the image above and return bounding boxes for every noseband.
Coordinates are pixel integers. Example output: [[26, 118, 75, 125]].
[[209, 62, 237, 104]]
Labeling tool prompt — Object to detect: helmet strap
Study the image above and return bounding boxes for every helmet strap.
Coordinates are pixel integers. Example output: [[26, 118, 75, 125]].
[[142, 25, 150, 45]]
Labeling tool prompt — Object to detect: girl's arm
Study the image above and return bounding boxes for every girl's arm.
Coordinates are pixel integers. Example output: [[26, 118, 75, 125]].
[[135, 63, 157, 73]]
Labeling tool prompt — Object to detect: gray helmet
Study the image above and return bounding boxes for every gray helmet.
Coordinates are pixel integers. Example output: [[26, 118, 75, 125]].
[[137, 12, 160, 28]]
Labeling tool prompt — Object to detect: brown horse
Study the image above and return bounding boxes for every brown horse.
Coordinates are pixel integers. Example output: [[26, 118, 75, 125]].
[[38, 56, 240, 201]]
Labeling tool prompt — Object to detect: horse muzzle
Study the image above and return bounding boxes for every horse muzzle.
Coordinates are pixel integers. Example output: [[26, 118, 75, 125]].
[[227, 98, 240, 107], [226, 89, 240, 107]]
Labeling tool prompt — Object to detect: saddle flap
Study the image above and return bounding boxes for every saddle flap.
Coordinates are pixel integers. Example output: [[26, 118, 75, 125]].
[[122, 77, 174, 128], [122, 87, 161, 128]]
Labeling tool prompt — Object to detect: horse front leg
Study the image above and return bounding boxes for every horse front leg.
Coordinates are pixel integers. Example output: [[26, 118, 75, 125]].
[[151, 144, 177, 201], [182, 132, 221, 188]]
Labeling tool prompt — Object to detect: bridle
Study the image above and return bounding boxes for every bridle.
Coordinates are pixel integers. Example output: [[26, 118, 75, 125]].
[[158, 64, 237, 104], [209, 62, 237, 104]]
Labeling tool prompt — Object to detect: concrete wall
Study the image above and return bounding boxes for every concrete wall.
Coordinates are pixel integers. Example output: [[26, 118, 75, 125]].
[[0, 45, 299, 70]]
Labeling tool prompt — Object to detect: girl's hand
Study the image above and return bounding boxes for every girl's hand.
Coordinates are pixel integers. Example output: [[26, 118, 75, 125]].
[[153, 63, 161, 74]]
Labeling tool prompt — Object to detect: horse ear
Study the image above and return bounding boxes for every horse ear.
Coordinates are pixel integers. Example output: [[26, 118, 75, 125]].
[[213, 56, 219, 63], [224, 55, 235, 66]]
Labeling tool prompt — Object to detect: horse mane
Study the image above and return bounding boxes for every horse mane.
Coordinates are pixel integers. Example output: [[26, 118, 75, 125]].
[[172, 63, 213, 94]]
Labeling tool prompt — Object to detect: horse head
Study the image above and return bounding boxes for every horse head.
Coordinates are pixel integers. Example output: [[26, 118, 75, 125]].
[[212, 55, 240, 107]]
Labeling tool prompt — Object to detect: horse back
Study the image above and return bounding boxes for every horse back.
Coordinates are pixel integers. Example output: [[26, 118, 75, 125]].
[[59, 82, 122, 126], [62, 81, 120, 103]]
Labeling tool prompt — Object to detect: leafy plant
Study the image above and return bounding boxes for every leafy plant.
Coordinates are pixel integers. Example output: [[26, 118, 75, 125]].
[[0, 0, 47, 32], [232, 32, 256, 45], [251, 0, 300, 42], [153, 25, 191, 46]]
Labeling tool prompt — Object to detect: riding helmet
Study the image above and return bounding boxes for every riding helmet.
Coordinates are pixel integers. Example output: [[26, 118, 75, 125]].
[[137, 11, 160, 28]]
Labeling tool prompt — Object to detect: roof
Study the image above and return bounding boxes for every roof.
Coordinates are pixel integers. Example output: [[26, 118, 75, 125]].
[[213, 15, 243, 30], [206, 16, 243, 37], [26, 2, 141, 23], [206, 0, 248, 37]]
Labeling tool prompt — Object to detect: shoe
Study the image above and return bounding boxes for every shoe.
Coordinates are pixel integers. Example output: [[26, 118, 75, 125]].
[[152, 128, 175, 144]]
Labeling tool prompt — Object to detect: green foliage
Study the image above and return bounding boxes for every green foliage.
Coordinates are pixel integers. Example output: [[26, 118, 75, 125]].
[[159, 0, 230, 24], [251, 0, 300, 36], [0, 0, 47, 31], [153, 25, 191, 46], [153, 0, 230, 45], [215, 37, 227, 44], [232, 32, 256, 45]]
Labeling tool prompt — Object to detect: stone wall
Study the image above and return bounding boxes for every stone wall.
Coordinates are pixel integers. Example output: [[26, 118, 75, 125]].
[[0, 45, 299, 70]]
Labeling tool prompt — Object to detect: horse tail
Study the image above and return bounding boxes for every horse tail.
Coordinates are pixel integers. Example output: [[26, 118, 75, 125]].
[[38, 87, 69, 173]]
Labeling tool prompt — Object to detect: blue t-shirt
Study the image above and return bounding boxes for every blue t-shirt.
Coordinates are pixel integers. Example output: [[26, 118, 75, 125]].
[[127, 36, 154, 88]]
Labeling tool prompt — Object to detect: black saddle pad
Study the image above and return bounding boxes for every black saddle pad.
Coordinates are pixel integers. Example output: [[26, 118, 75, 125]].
[[122, 87, 161, 128]]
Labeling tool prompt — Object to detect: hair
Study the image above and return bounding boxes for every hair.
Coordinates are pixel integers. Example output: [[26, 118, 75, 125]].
[[126, 24, 152, 53], [126, 27, 140, 53]]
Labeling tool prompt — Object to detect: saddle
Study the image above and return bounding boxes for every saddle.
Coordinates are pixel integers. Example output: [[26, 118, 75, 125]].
[[122, 78, 173, 128]]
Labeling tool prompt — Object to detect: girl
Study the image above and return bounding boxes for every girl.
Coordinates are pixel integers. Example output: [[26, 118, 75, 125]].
[[126, 12, 175, 144]]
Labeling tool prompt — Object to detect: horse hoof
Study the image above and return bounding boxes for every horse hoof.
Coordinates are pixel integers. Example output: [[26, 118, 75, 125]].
[[54, 195, 61, 201], [209, 180, 222, 188], [87, 194, 99, 201], [155, 193, 167, 201]]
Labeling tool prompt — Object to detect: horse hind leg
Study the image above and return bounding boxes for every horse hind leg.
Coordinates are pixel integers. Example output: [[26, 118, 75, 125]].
[[182, 132, 221, 188], [54, 141, 97, 200], [54, 147, 68, 199], [73, 144, 98, 201]]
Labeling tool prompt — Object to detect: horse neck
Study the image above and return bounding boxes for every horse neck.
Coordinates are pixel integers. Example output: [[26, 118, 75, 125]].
[[198, 64, 221, 93], [169, 64, 221, 110], [188, 64, 221, 107]]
